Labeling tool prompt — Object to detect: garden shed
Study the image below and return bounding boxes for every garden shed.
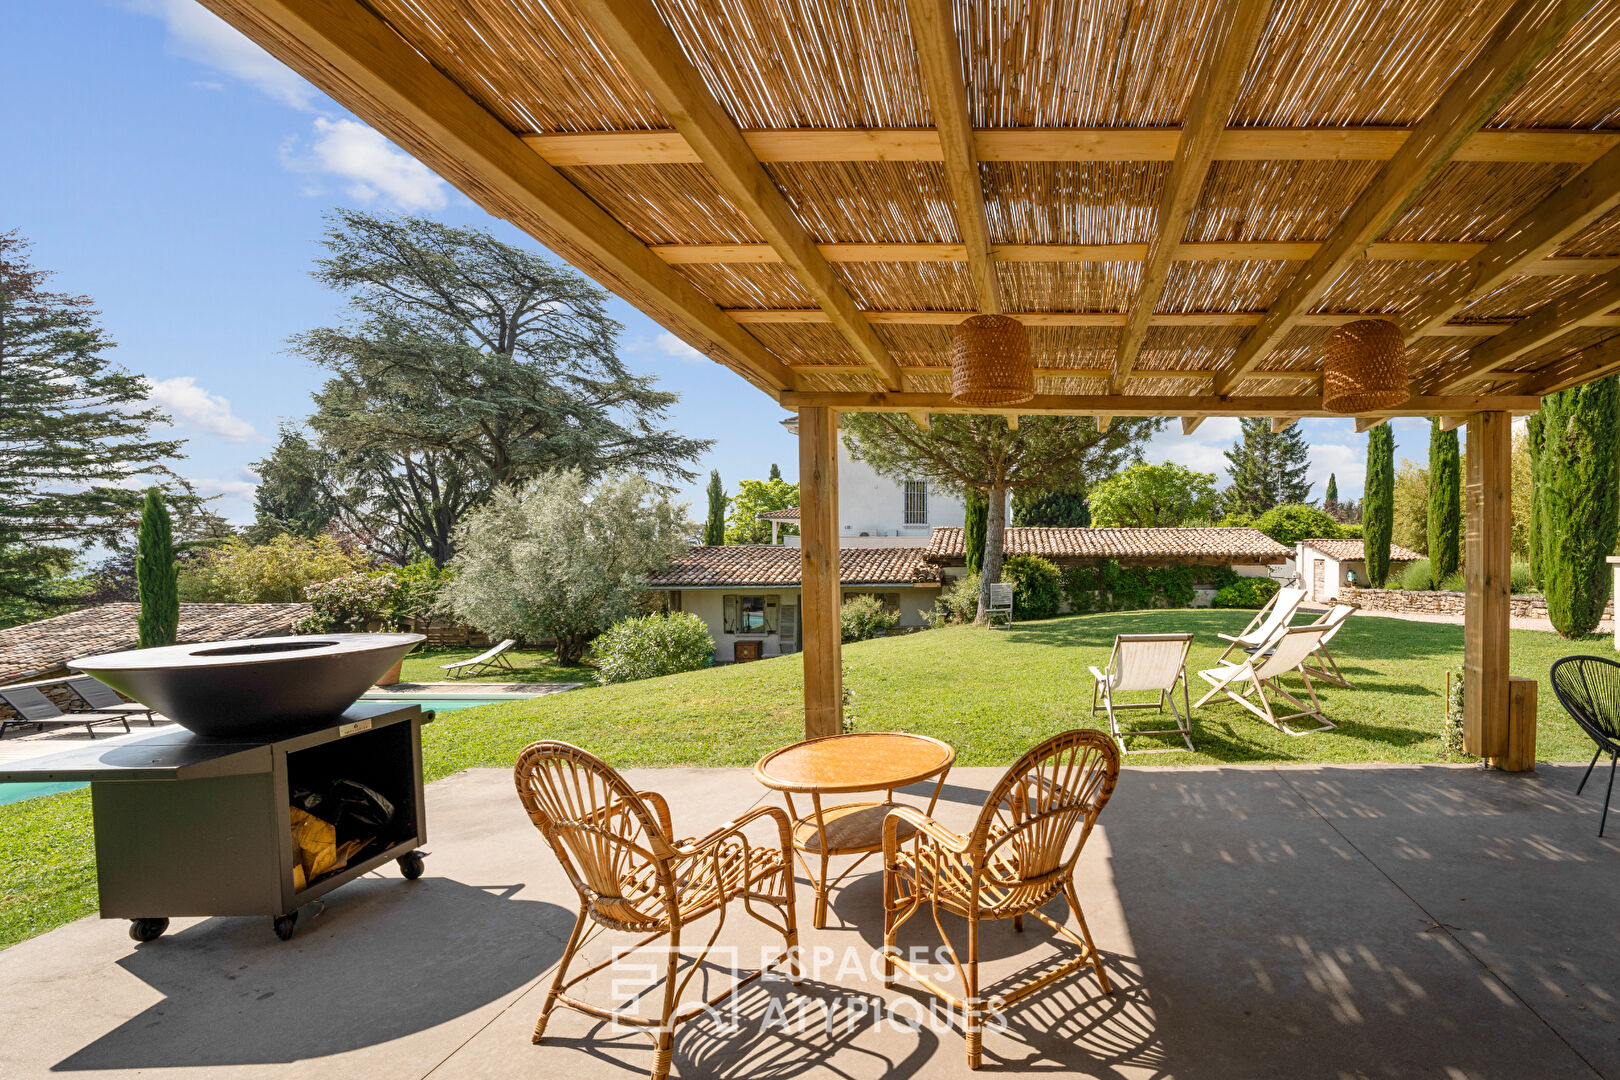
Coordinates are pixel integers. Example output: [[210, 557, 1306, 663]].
[[1298, 537, 1424, 602]]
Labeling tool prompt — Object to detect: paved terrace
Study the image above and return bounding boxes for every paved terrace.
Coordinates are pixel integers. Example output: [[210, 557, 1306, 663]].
[[2, 762, 1616, 1079]]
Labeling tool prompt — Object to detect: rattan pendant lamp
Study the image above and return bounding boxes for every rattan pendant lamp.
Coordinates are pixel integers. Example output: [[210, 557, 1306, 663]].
[[950, 314, 1034, 406], [1322, 318, 1409, 413]]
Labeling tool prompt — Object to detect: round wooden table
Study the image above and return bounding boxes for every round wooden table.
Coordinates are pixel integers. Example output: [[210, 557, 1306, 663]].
[[754, 732, 955, 928]]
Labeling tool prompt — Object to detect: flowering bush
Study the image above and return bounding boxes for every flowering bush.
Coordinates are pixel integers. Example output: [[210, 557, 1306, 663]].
[[841, 594, 899, 643], [294, 572, 400, 633], [1211, 577, 1280, 609], [593, 612, 714, 684]]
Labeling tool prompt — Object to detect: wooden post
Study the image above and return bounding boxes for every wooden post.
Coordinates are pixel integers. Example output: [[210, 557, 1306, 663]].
[[1493, 677, 1538, 772], [1464, 411, 1512, 758], [798, 406, 843, 738]]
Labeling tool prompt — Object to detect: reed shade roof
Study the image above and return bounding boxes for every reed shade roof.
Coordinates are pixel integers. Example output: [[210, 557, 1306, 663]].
[[1323, 319, 1410, 413], [951, 314, 1035, 405]]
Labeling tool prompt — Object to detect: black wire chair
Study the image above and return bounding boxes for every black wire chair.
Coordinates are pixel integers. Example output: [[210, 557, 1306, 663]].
[[1548, 656, 1620, 837]]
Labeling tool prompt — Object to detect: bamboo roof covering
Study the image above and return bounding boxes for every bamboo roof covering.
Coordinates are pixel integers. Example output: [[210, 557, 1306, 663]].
[[203, 0, 1620, 419]]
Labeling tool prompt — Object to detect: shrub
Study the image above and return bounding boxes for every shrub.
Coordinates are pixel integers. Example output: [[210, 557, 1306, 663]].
[[593, 612, 714, 683], [1337, 523, 1363, 539], [926, 572, 981, 627], [1396, 558, 1433, 591], [1001, 554, 1063, 619], [295, 571, 399, 633], [1212, 577, 1280, 609], [1254, 503, 1343, 547], [391, 558, 452, 621], [841, 594, 900, 642], [1510, 561, 1536, 594], [1438, 570, 1465, 591], [179, 533, 368, 603], [1063, 560, 1209, 611]]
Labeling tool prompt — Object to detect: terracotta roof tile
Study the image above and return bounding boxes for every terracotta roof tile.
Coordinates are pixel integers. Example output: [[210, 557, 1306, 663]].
[[925, 526, 1291, 562], [1300, 538, 1423, 562], [756, 508, 800, 521], [0, 602, 310, 684], [648, 545, 940, 588]]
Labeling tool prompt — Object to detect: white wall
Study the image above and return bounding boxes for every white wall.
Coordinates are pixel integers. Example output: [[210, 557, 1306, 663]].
[[674, 586, 940, 662]]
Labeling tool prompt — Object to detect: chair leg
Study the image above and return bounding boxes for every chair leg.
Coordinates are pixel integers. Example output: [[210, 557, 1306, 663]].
[[1577, 746, 1602, 795], [650, 938, 683, 1080], [1013, 914, 1023, 932], [882, 869, 896, 986], [964, 914, 982, 1070], [1601, 753, 1617, 839], [1065, 881, 1112, 994], [534, 906, 588, 1044]]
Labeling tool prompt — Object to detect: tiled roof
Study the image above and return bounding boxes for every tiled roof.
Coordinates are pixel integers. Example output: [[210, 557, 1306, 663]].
[[1300, 538, 1423, 562], [648, 545, 940, 588], [0, 602, 310, 684], [756, 507, 800, 521], [925, 526, 1291, 562]]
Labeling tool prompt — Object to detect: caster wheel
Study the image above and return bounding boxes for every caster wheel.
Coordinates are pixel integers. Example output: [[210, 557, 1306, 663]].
[[272, 913, 298, 941], [398, 851, 426, 880], [129, 918, 168, 943]]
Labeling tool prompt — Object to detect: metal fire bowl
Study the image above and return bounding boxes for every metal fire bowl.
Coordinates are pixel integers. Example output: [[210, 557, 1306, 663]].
[[71, 633, 426, 739]]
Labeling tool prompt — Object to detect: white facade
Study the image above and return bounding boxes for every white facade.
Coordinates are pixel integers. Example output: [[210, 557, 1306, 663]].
[[673, 585, 940, 662]]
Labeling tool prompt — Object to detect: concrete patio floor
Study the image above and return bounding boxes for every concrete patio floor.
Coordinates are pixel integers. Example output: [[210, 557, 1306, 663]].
[[2, 761, 1617, 1079]]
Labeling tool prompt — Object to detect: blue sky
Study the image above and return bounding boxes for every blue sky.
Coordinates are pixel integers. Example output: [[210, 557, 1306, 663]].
[[2, 1, 1438, 527]]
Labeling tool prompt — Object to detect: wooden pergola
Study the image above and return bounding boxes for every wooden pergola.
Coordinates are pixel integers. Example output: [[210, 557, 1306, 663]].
[[206, 0, 1620, 753]]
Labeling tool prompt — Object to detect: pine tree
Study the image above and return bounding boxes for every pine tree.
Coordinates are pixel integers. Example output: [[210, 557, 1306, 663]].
[[1221, 418, 1312, 517], [1428, 420, 1462, 582], [1542, 377, 1619, 637], [963, 489, 988, 574], [1323, 473, 1339, 516], [1364, 423, 1395, 586], [703, 469, 726, 545], [1012, 486, 1091, 526], [136, 489, 178, 648], [768, 463, 781, 481]]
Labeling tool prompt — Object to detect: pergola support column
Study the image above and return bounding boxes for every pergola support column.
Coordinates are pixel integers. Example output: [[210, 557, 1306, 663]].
[[798, 406, 843, 738], [1464, 411, 1512, 758]]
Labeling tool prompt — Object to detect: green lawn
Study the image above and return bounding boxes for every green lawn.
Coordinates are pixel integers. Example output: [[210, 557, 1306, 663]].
[[2, 609, 1609, 950], [399, 645, 586, 684]]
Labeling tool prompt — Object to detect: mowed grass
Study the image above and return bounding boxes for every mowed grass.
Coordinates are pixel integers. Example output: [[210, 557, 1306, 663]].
[[399, 645, 584, 684], [2, 609, 1608, 949]]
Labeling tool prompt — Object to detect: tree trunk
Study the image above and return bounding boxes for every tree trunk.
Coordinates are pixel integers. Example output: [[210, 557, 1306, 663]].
[[976, 482, 1007, 624], [554, 633, 589, 665]]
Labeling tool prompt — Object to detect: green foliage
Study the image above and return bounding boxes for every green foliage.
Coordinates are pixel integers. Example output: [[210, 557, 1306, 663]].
[[1364, 423, 1395, 586], [1060, 559, 1211, 611], [1221, 418, 1312, 517], [1088, 462, 1218, 527], [1391, 458, 1432, 556], [725, 476, 798, 543], [841, 594, 900, 642], [1323, 473, 1339, 512], [704, 469, 726, 545], [1215, 511, 1254, 527], [1012, 486, 1090, 526], [1510, 562, 1536, 594], [1527, 410, 1546, 585], [1254, 503, 1344, 547], [926, 571, 981, 627], [391, 557, 452, 621], [1428, 420, 1462, 582], [294, 571, 399, 633], [441, 469, 694, 664], [1540, 378, 1620, 637], [1396, 558, 1434, 591], [1001, 554, 1063, 619], [593, 612, 714, 683], [1212, 577, 1281, 609], [1438, 570, 1465, 591], [963, 489, 987, 574], [1338, 523, 1364, 539], [244, 426, 339, 544], [179, 534, 370, 603], [135, 489, 178, 648]]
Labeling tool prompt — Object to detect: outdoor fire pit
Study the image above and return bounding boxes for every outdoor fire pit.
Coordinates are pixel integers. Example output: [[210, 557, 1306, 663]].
[[71, 633, 424, 738]]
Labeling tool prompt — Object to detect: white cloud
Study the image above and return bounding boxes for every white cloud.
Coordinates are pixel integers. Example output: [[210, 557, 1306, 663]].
[[144, 377, 261, 442], [1142, 418, 1240, 479], [655, 333, 706, 363], [1306, 442, 1366, 500], [190, 476, 259, 499], [281, 118, 448, 212], [130, 0, 319, 110]]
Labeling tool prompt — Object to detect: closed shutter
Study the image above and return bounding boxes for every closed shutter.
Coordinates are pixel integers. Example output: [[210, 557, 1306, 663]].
[[765, 595, 779, 633], [884, 592, 901, 615], [722, 595, 738, 633]]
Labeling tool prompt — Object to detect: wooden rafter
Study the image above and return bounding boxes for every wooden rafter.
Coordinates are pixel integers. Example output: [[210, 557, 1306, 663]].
[[572, 0, 902, 390], [1428, 268, 1620, 392], [777, 391, 1538, 418], [1355, 417, 1388, 432], [1181, 417, 1206, 435], [1271, 417, 1298, 433], [1511, 332, 1620, 395], [1439, 415, 1469, 431], [741, 309, 1620, 332], [1213, 0, 1601, 396], [524, 127, 1620, 167], [1402, 142, 1620, 341], [791, 363, 1318, 384], [1112, 0, 1273, 392], [905, 0, 998, 314], [196, 0, 798, 396]]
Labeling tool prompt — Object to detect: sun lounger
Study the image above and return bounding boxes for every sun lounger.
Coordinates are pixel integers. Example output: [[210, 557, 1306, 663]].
[[1090, 632, 1196, 753], [66, 675, 157, 725], [0, 686, 132, 740], [1194, 623, 1336, 736], [1295, 603, 1357, 688], [440, 638, 516, 679], [1214, 586, 1306, 664]]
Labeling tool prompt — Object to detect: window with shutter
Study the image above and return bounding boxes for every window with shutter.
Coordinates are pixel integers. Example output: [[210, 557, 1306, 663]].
[[903, 480, 928, 525]]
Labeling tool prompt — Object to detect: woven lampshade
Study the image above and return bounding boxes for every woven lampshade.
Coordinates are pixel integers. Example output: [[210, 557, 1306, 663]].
[[1322, 319, 1409, 413], [951, 314, 1034, 406]]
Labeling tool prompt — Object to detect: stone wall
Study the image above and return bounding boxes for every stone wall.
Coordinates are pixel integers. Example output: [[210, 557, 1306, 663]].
[[1340, 586, 1613, 622]]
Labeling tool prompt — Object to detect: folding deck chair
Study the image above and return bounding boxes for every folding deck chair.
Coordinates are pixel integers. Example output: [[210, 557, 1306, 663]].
[[0, 686, 132, 740], [1194, 623, 1336, 736], [1090, 632, 1196, 753], [66, 675, 157, 725], [1294, 603, 1357, 688], [1213, 586, 1306, 664], [441, 638, 516, 679], [986, 582, 1015, 629]]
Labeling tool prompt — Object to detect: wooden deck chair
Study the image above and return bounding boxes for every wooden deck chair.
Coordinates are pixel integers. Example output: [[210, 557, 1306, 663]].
[[440, 638, 515, 678], [1194, 624, 1336, 736], [1090, 633, 1195, 753], [1295, 604, 1357, 688], [0, 686, 131, 740], [1213, 586, 1306, 664], [66, 675, 157, 725], [881, 729, 1120, 1070], [986, 581, 1015, 629], [515, 742, 799, 1080]]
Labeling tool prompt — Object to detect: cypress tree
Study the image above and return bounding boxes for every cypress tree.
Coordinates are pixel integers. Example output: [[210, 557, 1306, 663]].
[[1427, 420, 1461, 583], [703, 470, 726, 545], [1222, 418, 1312, 517], [136, 489, 178, 648], [963, 489, 988, 574], [1542, 377, 1619, 637], [768, 463, 781, 481], [1364, 423, 1395, 586], [1527, 410, 1546, 586], [1323, 473, 1339, 516]]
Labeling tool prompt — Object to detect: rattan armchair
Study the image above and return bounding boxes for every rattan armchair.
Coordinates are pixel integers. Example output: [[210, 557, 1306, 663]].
[[515, 741, 800, 1080], [880, 729, 1121, 1069]]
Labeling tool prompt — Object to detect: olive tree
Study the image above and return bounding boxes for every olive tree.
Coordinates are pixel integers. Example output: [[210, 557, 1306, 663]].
[[440, 469, 693, 663]]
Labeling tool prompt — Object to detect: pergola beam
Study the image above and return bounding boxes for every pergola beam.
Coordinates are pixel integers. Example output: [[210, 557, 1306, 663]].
[[196, 0, 798, 396], [1510, 332, 1620, 395], [791, 363, 1318, 383], [739, 309, 1620, 330], [1181, 417, 1206, 435], [778, 391, 1538, 418], [1271, 417, 1298, 433], [1429, 268, 1620, 392], [1355, 417, 1388, 433], [573, 0, 903, 390], [1112, 0, 1274, 392], [525, 127, 1620, 167], [906, 0, 999, 314], [1214, 0, 1601, 395]]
